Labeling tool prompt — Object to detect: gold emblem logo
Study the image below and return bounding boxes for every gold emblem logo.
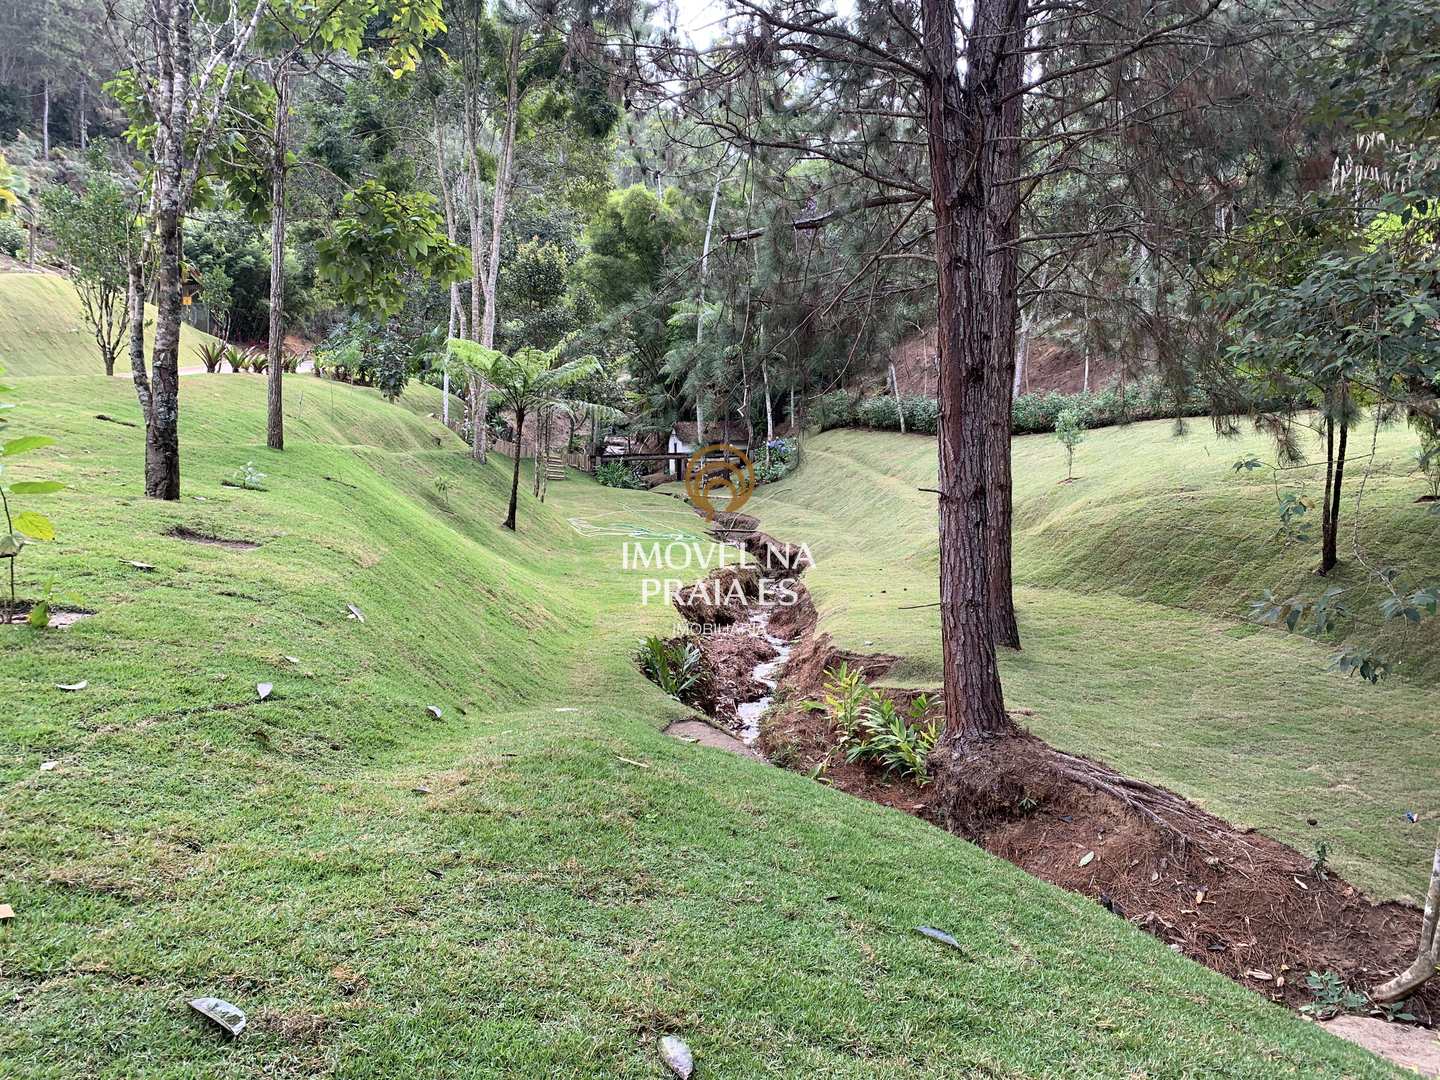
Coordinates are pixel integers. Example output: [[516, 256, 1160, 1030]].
[[684, 442, 755, 521]]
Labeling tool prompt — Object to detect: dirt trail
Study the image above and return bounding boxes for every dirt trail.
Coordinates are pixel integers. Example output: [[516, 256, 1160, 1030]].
[[648, 502, 1440, 1049]]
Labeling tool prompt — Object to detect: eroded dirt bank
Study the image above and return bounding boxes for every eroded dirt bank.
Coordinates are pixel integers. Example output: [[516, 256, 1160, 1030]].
[[644, 508, 1439, 1028]]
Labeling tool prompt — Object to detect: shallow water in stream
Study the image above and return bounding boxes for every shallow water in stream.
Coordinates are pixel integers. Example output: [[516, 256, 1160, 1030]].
[[734, 605, 795, 745]]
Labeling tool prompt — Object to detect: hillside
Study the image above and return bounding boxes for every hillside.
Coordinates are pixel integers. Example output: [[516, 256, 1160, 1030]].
[[0, 369, 1396, 1075], [746, 424, 1440, 902], [0, 270, 221, 378]]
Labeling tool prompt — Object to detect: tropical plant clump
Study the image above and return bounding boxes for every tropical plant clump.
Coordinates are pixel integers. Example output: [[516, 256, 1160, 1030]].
[[595, 460, 646, 489], [810, 664, 939, 785], [637, 635, 702, 702]]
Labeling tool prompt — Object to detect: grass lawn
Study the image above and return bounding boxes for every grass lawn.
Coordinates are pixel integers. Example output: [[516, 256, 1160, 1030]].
[[0, 271, 221, 378], [748, 424, 1440, 902], [0, 363, 1400, 1076]]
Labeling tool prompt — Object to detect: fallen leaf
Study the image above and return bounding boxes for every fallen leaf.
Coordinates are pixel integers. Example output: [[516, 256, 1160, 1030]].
[[1293, 877, 1309, 890], [617, 757, 651, 769], [283, 655, 300, 664], [256, 683, 273, 701], [659, 1035, 694, 1079], [1195, 889, 1207, 904], [1078, 851, 1096, 867], [188, 997, 247, 1037], [127, 560, 155, 571], [0, 903, 14, 920], [39, 760, 58, 772], [1246, 970, 1273, 982], [555, 707, 577, 713], [55, 681, 87, 691], [915, 925, 963, 950], [412, 786, 432, 795], [346, 603, 365, 623], [425, 705, 442, 719]]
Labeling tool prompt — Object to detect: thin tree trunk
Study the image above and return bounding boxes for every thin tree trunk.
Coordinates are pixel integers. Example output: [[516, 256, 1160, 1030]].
[[265, 70, 289, 452], [891, 362, 906, 434], [78, 80, 88, 150], [1320, 405, 1337, 574], [127, 259, 151, 414], [763, 353, 774, 462], [147, 205, 183, 499], [504, 408, 525, 530], [41, 78, 49, 158], [434, 106, 462, 340], [1322, 390, 1348, 574], [481, 26, 521, 351], [923, 0, 1011, 753], [693, 167, 725, 445], [1373, 833, 1440, 1001], [470, 376, 484, 461]]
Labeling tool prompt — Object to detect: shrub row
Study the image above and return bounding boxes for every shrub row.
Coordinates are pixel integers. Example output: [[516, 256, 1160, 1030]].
[[814, 376, 1212, 437]]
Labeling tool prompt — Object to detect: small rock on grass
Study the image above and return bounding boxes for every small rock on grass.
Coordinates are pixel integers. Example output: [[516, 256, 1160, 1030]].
[[1078, 850, 1096, 867], [425, 705, 442, 719], [256, 683, 273, 701], [659, 1035, 694, 1079], [0, 903, 14, 920], [915, 926, 963, 950], [39, 761, 58, 772], [346, 603, 365, 623], [188, 996, 247, 1037]]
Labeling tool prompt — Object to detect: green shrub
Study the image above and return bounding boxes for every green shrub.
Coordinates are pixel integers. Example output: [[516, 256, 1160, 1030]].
[[811, 390, 856, 431], [1055, 406, 1087, 479], [0, 216, 24, 257], [753, 437, 798, 484], [844, 693, 941, 785], [637, 635, 702, 700], [813, 666, 939, 785], [595, 460, 647, 489]]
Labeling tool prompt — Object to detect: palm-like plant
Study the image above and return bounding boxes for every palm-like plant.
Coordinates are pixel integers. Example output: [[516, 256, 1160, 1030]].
[[448, 339, 623, 530]]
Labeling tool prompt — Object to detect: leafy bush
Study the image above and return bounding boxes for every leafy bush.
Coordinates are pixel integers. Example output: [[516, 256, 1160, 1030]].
[[0, 215, 24, 257], [250, 350, 270, 375], [1055, 406, 1087, 480], [637, 635, 702, 700], [856, 395, 902, 431], [812, 390, 856, 431], [1413, 431, 1440, 499], [844, 693, 941, 785], [753, 437, 798, 484], [595, 460, 647, 489], [811, 667, 939, 784], [281, 350, 301, 374]]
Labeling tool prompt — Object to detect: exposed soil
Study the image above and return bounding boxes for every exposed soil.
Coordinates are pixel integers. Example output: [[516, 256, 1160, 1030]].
[[165, 526, 260, 550], [1, 601, 95, 628], [880, 326, 1127, 398], [665, 718, 765, 760], [657, 506, 1440, 1043]]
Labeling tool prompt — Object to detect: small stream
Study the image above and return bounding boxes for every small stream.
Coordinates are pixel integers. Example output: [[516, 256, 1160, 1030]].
[[734, 604, 796, 745]]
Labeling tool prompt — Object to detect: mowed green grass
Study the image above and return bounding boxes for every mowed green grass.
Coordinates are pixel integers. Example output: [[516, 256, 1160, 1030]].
[[0, 271, 221, 378], [0, 368, 1396, 1076], [749, 423, 1440, 902]]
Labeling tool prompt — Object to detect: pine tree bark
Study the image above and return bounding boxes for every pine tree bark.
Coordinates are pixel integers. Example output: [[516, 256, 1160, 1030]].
[[265, 71, 289, 452], [984, 0, 1026, 649], [923, 0, 1012, 751]]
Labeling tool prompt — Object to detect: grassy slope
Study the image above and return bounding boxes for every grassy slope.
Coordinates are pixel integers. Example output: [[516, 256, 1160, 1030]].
[[0, 271, 220, 378], [0, 370, 1395, 1076], [749, 424, 1440, 902]]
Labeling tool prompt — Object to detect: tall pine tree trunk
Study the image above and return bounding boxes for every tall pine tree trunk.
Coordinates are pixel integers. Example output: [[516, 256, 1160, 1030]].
[[265, 71, 289, 452], [984, 0, 1026, 649], [923, 0, 1011, 755]]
